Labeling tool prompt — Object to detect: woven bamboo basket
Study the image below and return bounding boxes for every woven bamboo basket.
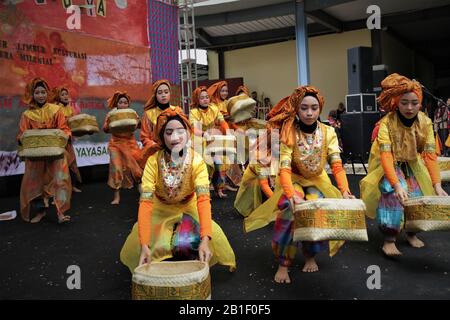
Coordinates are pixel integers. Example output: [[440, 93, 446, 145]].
[[227, 94, 256, 123], [438, 157, 450, 172], [404, 196, 450, 232], [108, 108, 138, 134], [438, 157, 450, 182], [18, 129, 68, 160], [293, 199, 368, 242], [68, 114, 99, 137], [132, 261, 211, 300]]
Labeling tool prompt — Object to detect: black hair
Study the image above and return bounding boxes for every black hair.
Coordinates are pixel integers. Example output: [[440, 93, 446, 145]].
[[34, 81, 47, 91]]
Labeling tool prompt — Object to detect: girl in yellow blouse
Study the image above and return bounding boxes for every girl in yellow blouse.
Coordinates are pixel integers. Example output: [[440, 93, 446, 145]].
[[207, 81, 239, 192], [189, 86, 231, 198], [234, 129, 277, 217], [120, 107, 236, 272], [360, 74, 447, 257], [140, 80, 179, 167], [244, 86, 355, 284]]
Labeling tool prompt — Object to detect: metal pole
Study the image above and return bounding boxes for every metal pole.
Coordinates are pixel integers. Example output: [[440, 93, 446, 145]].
[[295, 0, 310, 85]]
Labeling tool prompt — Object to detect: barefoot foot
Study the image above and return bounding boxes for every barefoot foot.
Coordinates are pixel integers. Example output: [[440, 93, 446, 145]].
[[30, 212, 46, 224], [72, 186, 82, 193], [406, 234, 425, 248], [111, 191, 120, 205], [302, 257, 319, 273], [58, 215, 71, 224], [382, 241, 402, 256], [274, 266, 291, 284]]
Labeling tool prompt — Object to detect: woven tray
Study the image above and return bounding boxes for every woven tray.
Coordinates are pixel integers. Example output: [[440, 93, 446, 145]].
[[68, 114, 99, 137], [293, 198, 368, 242], [18, 129, 68, 160], [108, 108, 138, 133], [404, 196, 450, 232], [132, 261, 211, 300]]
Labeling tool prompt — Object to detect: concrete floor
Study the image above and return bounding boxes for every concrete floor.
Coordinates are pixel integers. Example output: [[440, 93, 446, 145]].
[[0, 175, 449, 300]]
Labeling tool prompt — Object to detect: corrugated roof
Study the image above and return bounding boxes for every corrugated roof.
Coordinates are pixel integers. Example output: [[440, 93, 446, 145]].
[[203, 15, 315, 37]]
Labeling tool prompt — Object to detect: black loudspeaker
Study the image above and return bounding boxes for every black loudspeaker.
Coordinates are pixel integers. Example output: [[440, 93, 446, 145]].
[[372, 64, 389, 95], [345, 93, 377, 113], [340, 113, 380, 162], [347, 47, 373, 94]]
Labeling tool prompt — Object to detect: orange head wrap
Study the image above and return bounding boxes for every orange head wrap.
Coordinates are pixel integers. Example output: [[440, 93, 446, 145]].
[[207, 81, 228, 105], [23, 77, 50, 107], [235, 85, 250, 96], [267, 86, 324, 146], [144, 79, 171, 111], [49, 86, 69, 104], [107, 91, 131, 109], [153, 106, 192, 149], [377, 73, 423, 112], [190, 86, 208, 109]]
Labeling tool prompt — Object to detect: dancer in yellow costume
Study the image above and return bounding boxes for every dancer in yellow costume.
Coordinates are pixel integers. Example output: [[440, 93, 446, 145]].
[[207, 81, 240, 191], [140, 79, 179, 167], [120, 107, 236, 272], [234, 129, 276, 217], [244, 86, 355, 284], [189, 86, 231, 198], [360, 73, 448, 257]]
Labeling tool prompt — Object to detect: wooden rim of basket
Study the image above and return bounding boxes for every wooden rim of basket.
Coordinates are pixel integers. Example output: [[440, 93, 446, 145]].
[[132, 261, 209, 286], [68, 114, 97, 121], [403, 196, 450, 206], [294, 198, 367, 211]]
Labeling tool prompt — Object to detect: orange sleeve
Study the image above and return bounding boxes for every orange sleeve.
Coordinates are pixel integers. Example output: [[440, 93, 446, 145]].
[[102, 114, 110, 133], [55, 110, 72, 138], [218, 120, 230, 135], [17, 114, 29, 142], [140, 113, 155, 147], [331, 161, 350, 194], [422, 152, 441, 185], [197, 194, 212, 239], [259, 178, 273, 198], [280, 168, 301, 198], [138, 200, 153, 246], [380, 151, 399, 186]]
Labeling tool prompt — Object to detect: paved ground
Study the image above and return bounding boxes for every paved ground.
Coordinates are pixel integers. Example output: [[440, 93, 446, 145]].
[[1, 172, 449, 300]]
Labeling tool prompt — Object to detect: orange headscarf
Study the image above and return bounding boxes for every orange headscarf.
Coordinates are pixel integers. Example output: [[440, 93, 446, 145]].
[[267, 86, 325, 147], [377, 73, 423, 112], [49, 86, 69, 104], [107, 91, 131, 109], [153, 106, 192, 148], [190, 86, 208, 109], [23, 77, 50, 106], [144, 79, 171, 111], [235, 85, 249, 96], [207, 81, 228, 105]]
